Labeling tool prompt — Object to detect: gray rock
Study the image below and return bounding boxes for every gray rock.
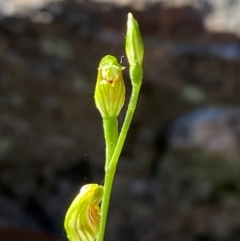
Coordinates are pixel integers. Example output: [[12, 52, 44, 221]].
[[168, 106, 240, 160]]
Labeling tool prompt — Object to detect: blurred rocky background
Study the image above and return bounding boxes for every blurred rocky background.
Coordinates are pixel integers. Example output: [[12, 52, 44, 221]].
[[1, 0, 240, 240]]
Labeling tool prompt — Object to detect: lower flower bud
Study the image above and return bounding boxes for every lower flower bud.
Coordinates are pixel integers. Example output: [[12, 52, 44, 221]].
[[64, 184, 104, 241]]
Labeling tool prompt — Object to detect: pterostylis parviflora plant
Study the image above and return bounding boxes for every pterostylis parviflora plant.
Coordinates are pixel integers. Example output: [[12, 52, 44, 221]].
[[64, 12, 144, 241]]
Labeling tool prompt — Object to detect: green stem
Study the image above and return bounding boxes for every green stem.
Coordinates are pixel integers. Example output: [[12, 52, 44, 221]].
[[109, 84, 141, 169], [97, 83, 142, 241], [96, 165, 116, 241], [103, 117, 118, 170], [97, 117, 118, 241]]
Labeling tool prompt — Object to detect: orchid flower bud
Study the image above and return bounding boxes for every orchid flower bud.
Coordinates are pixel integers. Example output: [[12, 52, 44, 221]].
[[94, 55, 125, 118], [125, 13, 144, 86], [64, 184, 104, 241], [126, 13, 144, 67]]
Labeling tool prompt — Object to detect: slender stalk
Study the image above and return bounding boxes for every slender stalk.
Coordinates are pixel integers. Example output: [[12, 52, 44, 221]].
[[109, 84, 141, 170], [97, 117, 118, 241], [103, 117, 118, 170], [96, 165, 116, 241]]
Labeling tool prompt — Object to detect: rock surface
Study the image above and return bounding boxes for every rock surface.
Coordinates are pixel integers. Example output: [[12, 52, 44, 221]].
[[168, 106, 240, 160]]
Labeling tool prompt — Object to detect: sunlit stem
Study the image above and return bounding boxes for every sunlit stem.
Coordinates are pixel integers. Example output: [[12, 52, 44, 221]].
[[96, 165, 116, 241], [109, 83, 141, 170], [103, 117, 118, 170]]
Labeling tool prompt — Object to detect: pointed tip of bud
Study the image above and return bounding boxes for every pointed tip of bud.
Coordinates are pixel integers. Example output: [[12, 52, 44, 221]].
[[128, 12, 133, 20], [64, 184, 104, 241]]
